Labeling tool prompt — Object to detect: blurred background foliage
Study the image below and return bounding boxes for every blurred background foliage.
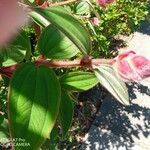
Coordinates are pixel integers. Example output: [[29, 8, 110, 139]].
[[73, 0, 150, 57]]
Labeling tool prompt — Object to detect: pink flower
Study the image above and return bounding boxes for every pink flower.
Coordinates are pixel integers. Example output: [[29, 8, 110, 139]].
[[112, 50, 150, 82], [96, 0, 115, 7], [91, 17, 100, 26], [0, 0, 27, 47]]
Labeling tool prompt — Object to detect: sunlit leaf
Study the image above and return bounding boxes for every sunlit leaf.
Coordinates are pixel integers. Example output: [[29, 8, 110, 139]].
[[8, 63, 61, 150], [38, 25, 79, 59], [30, 7, 91, 55], [75, 1, 90, 15], [93, 64, 129, 105], [60, 71, 98, 91], [0, 118, 9, 141]]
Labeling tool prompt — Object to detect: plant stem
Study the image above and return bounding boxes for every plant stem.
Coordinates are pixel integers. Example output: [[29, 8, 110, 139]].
[[49, 0, 79, 7], [0, 58, 113, 77], [36, 58, 113, 68], [19, 0, 79, 9]]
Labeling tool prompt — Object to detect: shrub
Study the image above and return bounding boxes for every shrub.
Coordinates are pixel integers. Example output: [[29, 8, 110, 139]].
[[0, 0, 149, 149]]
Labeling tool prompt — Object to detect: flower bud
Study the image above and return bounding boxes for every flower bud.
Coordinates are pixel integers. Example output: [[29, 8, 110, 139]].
[[91, 17, 100, 26], [112, 51, 150, 82]]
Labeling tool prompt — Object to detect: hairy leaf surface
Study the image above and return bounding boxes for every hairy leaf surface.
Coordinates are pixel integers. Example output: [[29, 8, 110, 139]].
[[94, 65, 129, 105], [60, 72, 98, 91], [30, 7, 91, 55], [9, 63, 61, 150], [38, 25, 79, 59]]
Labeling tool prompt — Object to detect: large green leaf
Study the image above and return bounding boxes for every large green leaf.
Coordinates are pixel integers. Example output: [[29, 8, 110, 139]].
[[30, 7, 91, 55], [93, 65, 129, 105], [38, 25, 79, 59], [0, 31, 31, 66], [60, 71, 98, 91], [8, 63, 61, 150], [59, 91, 74, 137]]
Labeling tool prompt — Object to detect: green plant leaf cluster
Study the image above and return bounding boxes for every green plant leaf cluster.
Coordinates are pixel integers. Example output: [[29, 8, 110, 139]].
[[91, 0, 149, 57], [0, 3, 134, 150], [31, 6, 91, 55]]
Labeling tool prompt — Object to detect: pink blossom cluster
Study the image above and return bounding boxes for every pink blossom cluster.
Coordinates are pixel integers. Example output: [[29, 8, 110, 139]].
[[96, 0, 115, 7], [113, 51, 150, 82]]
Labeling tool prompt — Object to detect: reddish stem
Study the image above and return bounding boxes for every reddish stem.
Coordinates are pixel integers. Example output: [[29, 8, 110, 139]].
[[0, 64, 19, 78], [0, 58, 113, 78], [35, 58, 113, 67], [49, 0, 79, 7]]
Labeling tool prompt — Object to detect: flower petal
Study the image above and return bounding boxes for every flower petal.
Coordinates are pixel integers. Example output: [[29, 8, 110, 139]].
[[113, 50, 150, 82]]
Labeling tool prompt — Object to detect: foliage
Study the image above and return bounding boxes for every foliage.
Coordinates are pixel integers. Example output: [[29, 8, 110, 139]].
[[75, 0, 149, 57], [95, 0, 150, 57], [0, 0, 149, 149]]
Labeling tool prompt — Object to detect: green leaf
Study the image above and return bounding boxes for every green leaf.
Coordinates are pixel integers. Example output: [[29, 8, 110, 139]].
[[60, 72, 98, 91], [30, 7, 91, 55], [30, 11, 50, 27], [0, 31, 31, 66], [0, 119, 9, 142], [75, 1, 90, 15], [13, 30, 31, 60], [38, 25, 79, 59], [8, 63, 61, 150], [12, 30, 31, 52], [0, 115, 4, 125], [23, 0, 36, 5], [27, 0, 35, 3], [59, 91, 74, 137], [93, 65, 129, 105], [42, 128, 59, 150], [0, 47, 26, 67]]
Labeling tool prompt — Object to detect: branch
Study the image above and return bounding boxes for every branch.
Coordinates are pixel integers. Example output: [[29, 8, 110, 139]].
[[18, 0, 79, 9], [0, 58, 113, 78], [35, 58, 113, 67], [49, 0, 79, 7]]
